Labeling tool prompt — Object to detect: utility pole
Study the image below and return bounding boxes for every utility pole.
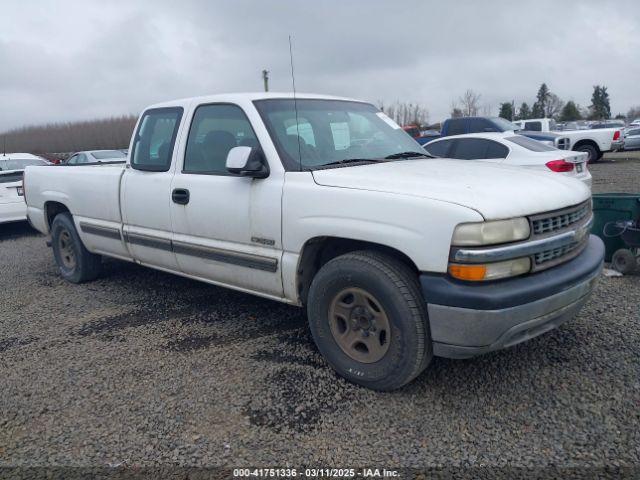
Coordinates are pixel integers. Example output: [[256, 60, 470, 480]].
[[262, 69, 269, 92]]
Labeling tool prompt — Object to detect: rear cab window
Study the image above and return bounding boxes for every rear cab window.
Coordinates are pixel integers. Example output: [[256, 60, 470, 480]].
[[131, 107, 183, 172], [524, 121, 542, 132], [468, 118, 498, 133], [446, 119, 466, 135]]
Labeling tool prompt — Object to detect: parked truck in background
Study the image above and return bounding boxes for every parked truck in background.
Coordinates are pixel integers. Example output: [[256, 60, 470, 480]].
[[23, 93, 604, 390], [424, 116, 572, 150], [511, 118, 624, 162]]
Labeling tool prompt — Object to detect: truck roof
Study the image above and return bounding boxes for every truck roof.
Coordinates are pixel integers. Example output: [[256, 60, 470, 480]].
[[147, 92, 364, 109]]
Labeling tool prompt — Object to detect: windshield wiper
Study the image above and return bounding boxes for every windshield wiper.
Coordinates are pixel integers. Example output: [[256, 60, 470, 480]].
[[321, 158, 384, 167], [384, 151, 432, 159]]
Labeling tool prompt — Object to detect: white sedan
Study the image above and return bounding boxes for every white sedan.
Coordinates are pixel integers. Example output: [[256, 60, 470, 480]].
[[65, 150, 127, 165], [423, 132, 592, 187], [0, 153, 49, 224]]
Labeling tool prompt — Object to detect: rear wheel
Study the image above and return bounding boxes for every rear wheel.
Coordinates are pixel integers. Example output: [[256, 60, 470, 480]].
[[307, 250, 432, 390], [51, 212, 102, 283], [575, 144, 599, 163]]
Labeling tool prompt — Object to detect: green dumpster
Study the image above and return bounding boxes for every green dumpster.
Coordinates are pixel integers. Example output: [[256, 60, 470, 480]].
[[591, 193, 640, 261]]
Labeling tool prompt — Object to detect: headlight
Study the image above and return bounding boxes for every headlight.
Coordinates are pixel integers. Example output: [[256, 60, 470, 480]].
[[452, 218, 530, 246], [449, 257, 531, 281]]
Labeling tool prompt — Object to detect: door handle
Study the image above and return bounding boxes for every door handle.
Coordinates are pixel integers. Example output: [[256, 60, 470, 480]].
[[172, 188, 190, 205]]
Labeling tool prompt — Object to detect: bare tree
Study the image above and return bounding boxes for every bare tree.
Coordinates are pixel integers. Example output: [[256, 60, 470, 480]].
[[545, 93, 564, 118], [1, 115, 138, 155], [458, 89, 482, 117], [627, 106, 640, 121], [378, 100, 429, 126]]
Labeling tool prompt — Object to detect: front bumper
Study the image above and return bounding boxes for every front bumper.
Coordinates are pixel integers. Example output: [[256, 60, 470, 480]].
[[421, 235, 604, 359], [0, 201, 27, 224]]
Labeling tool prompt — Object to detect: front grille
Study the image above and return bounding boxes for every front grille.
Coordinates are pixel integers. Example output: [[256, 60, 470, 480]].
[[531, 201, 590, 236], [535, 242, 579, 265], [528, 201, 592, 271], [556, 138, 570, 150]]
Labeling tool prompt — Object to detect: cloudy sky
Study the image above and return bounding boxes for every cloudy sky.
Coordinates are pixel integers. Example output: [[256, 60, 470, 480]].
[[1, 0, 639, 131]]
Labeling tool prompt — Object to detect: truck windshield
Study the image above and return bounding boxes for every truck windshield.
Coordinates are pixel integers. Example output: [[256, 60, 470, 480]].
[[253, 99, 425, 170]]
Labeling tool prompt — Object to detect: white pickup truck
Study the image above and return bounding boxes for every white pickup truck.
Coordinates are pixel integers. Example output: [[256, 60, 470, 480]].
[[24, 93, 604, 390], [512, 118, 624, 162]]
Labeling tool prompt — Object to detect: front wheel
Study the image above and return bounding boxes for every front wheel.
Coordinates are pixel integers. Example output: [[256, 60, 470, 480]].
[[51, 212, 102, 283], [307, 250, 432, 390]]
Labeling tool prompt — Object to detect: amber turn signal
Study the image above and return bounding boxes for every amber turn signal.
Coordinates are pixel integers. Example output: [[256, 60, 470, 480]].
[[448, 264, 487, 281]]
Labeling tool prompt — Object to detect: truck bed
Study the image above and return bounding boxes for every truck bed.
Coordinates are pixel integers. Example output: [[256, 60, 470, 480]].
[[25, 164, 125, 235]]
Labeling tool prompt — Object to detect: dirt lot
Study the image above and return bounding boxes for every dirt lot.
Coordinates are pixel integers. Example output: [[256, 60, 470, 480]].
[[1, 155, 639, 472]]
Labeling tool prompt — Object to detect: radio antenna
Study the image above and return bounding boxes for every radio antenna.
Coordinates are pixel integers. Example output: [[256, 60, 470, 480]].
[[289, 35, 302, 172]]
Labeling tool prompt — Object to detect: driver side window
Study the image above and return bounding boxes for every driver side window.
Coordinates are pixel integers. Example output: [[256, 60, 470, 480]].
[[183, 103, 260, 175]]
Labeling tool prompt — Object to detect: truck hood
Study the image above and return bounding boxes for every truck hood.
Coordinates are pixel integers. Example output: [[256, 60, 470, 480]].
[[311, 159, 590, 220]]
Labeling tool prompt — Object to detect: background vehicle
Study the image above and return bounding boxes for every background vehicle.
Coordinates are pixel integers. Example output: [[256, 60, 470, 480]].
[[402, 125, 440, 145], [424, 116, 572, 150], [23, 93, 603, 390], [511, 118, 624, 162], [64, 150, 127, 165], [423, 133, 591, 187], [0, 153, 49, 224], [623, 127, 640, 150], [590, 120, 625, 130]]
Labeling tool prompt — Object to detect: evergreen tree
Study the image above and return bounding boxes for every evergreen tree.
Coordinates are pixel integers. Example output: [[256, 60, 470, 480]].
[[532, 102, 544, 118], [531, 83, 551, 117], [498, 102, 514, 121], [517, 102, 531, 120], [589, 85, 611, 119], [559, 101, 582, 122]]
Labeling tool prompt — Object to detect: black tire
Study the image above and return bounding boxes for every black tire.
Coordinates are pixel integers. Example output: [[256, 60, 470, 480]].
[[576, 144, 599, 163], [611, 248, 637, 275], [51, 212, 102, 283], [307, 250, 432, 390]]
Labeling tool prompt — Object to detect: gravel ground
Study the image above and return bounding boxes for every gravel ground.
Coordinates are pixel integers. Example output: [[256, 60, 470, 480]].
[[591, 150, 640, 194], [1, 157, 639, 473]]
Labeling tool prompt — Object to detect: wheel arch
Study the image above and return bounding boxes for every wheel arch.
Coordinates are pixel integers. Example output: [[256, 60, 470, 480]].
[[573, 139, 601, 154], [44, 201, 71, 230], [295, 236, 419, 306]]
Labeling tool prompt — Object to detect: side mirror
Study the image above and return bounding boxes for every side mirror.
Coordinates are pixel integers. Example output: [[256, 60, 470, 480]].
[[226, 146, 269, 178]]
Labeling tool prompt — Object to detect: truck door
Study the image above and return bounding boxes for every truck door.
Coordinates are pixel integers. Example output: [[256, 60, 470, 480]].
[[120, 107, 184, 271], [169, 102, 284, 298]]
